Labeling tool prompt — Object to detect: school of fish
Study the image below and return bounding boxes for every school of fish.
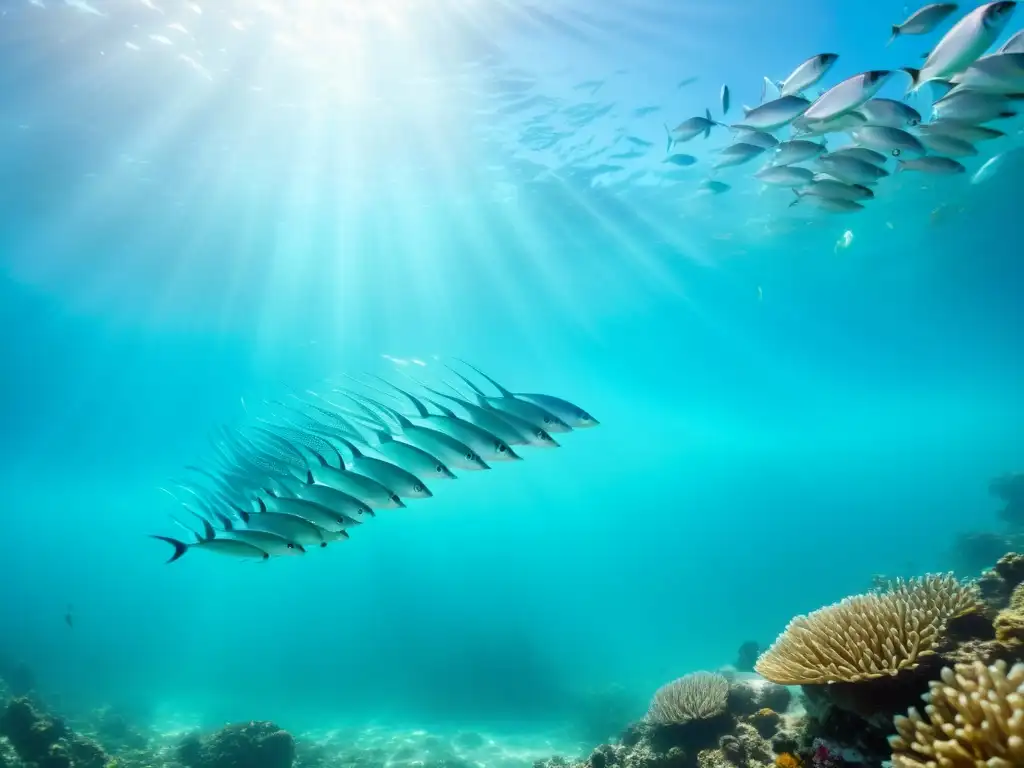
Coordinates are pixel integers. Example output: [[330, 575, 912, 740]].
[[666, 2, 1023, 211], [150, 361, 599, 562]]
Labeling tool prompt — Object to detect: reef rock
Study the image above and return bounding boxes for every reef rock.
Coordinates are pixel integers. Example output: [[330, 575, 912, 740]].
[[0, 697, 108, 768], [179, 721, 295, 768]]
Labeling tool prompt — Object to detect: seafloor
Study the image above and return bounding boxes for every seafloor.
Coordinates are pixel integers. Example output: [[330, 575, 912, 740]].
[[4, 472, 1024, 768]]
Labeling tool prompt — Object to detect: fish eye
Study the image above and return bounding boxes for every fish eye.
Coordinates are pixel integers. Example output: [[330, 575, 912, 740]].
[[498, 444, 507, 453], [435, 465, 445, 474], [414, 484, 424, 493], [320, 542, 328, 548], [287, 543, 295, 549], [892, 148, 901, 157], [909, 118, 919, 127], [465, 452, 474, 460], [391, 494, 401, 503]]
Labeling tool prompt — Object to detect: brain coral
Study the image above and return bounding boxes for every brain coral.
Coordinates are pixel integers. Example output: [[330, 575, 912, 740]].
[[755, 574, 978, 685], [889, 660, 1024, 768], [645, 671, 729, 724]]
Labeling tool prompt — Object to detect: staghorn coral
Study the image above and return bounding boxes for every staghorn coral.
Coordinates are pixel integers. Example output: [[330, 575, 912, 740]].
[[889, 659, 1024, 768], [646, 673, 730, 725], [755, 574, 979, 685]]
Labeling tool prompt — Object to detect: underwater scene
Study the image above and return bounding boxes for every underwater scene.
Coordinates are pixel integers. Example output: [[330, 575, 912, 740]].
[[2, 0, 1024, 767]]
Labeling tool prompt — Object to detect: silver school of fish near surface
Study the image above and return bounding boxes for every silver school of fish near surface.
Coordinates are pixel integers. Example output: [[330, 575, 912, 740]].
[[150, 361, 599, 563], [668, 2, 1023, 210]]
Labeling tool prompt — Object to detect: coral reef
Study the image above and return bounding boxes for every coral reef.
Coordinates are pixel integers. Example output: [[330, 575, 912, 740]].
[[755, 574, 979, 685], [0, 697, 108, 768], [646, 674, 730, 725], [889, 659, 1024, 767], [177, 721, 295, 768]]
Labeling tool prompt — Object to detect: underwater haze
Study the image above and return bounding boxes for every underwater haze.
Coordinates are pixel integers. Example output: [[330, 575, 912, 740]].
[[1, 0, 1023, 754]]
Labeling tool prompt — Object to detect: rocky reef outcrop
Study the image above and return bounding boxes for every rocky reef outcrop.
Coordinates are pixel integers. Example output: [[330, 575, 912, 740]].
[[177, 721, 295, 768], [0, 697, 108, 768]]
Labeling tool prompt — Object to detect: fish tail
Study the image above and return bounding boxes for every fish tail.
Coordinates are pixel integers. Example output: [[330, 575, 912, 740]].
[[901, 67, 922, 93], [887, 25, 900, 46], [788, 189, 805, 208], [150, 535, 188, 563], [662, 123, 673, 153], [894, 159, 905, 174]]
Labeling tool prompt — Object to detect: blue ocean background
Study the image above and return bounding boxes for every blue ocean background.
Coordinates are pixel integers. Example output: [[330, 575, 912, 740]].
[[1, 0, 1022, 748]]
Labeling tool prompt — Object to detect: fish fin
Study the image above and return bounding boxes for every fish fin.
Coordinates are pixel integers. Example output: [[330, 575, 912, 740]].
[[894, 159, 904, 173], [256, 496, 269, 514], [452, 359, 514, 398], [901, 67, 922, 93], [150, 535, 188, 563], [742, 104, 754, 117], [788, 189, 805, 207], [887, 25, 900, 46], [443, 364, 487, 398], [199, 517, 216, 542], [921, 51, 930, 59], [704, 122, 711, 139]]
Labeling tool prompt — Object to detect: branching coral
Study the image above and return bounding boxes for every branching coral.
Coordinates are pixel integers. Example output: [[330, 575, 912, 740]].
[[645, 672, 729, 724], [889, 659, 1024, 768], [755, 574, 979, 685]]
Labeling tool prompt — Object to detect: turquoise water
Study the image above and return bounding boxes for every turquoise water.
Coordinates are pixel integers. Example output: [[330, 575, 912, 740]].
[[1, 0, 1022, 747]]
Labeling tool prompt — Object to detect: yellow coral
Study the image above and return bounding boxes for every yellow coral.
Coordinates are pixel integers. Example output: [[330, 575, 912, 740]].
[[775, 754, 802, 768], [755, 574, 978, 685]]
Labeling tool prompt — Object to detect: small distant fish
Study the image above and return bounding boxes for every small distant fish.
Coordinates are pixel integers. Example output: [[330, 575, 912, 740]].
[[796, 179, 875, 201], [850, 126, 926, 157], [932, 89, 1019, 122], [730, 127, 779, 149], [790, 191, 866, 213], [919, 119, 1006, 141], [772, 139, 826, 166], [859, 98, 923, 127], [916, 131, 978, 156], [825, 146, 889, 166], [721, 84, 731, 114], [904, 2, 1018, 91], [998, 29, 1024, 53], [65, 606, 73, 629], [698, 179, 731, 195], [771, 53, 840, 97], [664, 153, 698, 166], [971, 147, 1022, 182], [736, 96, 811, 130], [889, 3, 960, 44], [671, 109, 722, 141], [714, 143, 767, 169], [755, 165, 816, 186], [677, 77, 699, 88], [803, 71, 893, 122], [896, 156, 966, 173]]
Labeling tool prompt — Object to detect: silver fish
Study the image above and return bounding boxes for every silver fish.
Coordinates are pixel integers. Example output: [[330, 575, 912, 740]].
[[736, 95, 810, 130], [896, 156, 967, 173], [302, 392, 457, 481], [450, 361, 575, 433], [998, 29, 1024, 53], [671, 109, 720, 141], [803, 71, 893, 122], [698, 179, 731, 194], [791, 192, 865, 212], [792, 111, 868, 136], [150, 533, 269, 563], [971, 147, 1022, 182], [816, 155, 891, 184], [771, 139, 826, 165], [664, 153, 698, 167], [949, 52, 1024, 92], [859, 98, 923, 127], [729, 127, 779, 149], [918, 119, 1006, 140], [772, 53, 840, 96], [850, 125, 927, 157], [342, 391, 491, 472], [273, 474, 371, 522], [755, 165, 815, 186], [916, 131, 978, 155], [795, 179, 874, 201], [365, 376, 521, 462], [721, 84, 730, 114], [889, 3, 960, 44], [905, 1, 1017, 90], [192, 515, 305, 557], [258, 490, 353, 533], [714, 142, 766, 169], [825, 146, 889, 166], [418, 380, 556, 448], [932, 89, 1018, 121]]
